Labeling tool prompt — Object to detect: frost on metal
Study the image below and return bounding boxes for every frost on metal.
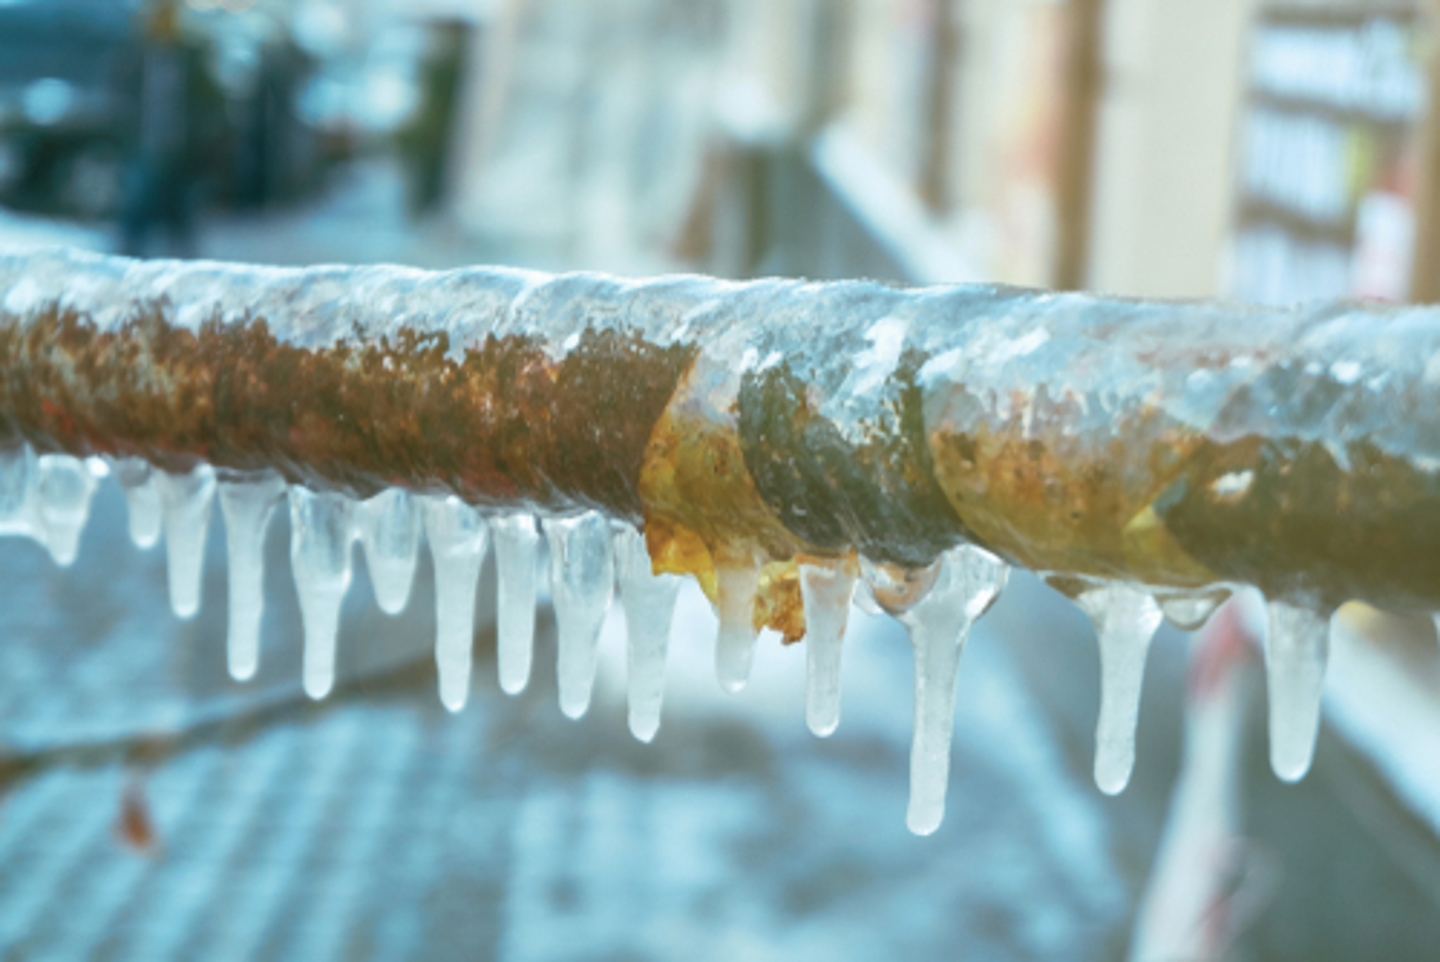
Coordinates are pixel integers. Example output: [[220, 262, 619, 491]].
[[2, 247, 1439, 834]]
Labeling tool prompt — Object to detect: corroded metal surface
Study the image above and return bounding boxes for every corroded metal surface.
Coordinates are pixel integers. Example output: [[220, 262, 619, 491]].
[[3, 248, 1439, 624]]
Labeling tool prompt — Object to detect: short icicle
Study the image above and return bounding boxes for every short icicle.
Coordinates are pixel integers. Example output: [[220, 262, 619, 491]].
[[543, 512, 615, 720], [289, 487, 355, 700], [217, 473, 287, 682], [714, 555, 762, 694], [420, 495, 490, 712], [799, 561, 858, 738], [893, 544, 1009, 836], [613, 524, 681, 743], [1264, 599, 1331, 782], [111, 457, 162, 549], [355, 488, 420, 615], [0, 443, 35, 528], [492, 514, 540, 695], [155, 464, 217, 618], [1076, 584, 1164, 795], [35, 454, 100, 566]]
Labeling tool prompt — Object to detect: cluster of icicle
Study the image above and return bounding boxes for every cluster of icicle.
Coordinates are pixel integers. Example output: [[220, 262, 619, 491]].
[[0, 443, 1333, 837]]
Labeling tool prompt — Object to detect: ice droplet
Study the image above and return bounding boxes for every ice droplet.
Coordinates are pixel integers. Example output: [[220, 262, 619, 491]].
[[36, 454, 99, 566], [492, 514, 539, 695], [714, 555, 762, 693], [799, 561, 858, 737], [1076, 584, 1164, 795], [289, 487, 354, 700], [156, 464, 217, 618], [355, 488, 420, 615], [1263, 600, 1330, 782], [420, 495, 490, 712], [614, 525, 680, 742], [1156, 587, 1230, 632], [897, 544, 1009, 836], [111, 458, 161, 549], [544, 512, 614, 719], [217, 473, 287, 682]]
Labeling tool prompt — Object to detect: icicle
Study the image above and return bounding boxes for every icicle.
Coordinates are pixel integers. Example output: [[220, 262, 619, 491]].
[[613, 524, 680, 742], [543, 512, 615, 719], [420, 495, 490, 712], [714, 555, 762, 694], [355, 488, 420, 615], [217, 473, 287, 682], [492, 514, 540, 695], [35, 454, 99, 566], [1433, 613, 1440, 650], [1156, 587, 1230, 632], [289, 487, 354, 700], [894, 544, 1009, 836], [1263, 599, 1331, 782], [0, 444, 34, 524], [1076, 584, 1164, 795], [111, 458, 162, 549], [799, 561, 858, 737], [155, 464, 217, 618]]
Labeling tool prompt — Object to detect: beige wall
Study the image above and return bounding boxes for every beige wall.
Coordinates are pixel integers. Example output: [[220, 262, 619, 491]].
[[1087, 0, 1255, 298]]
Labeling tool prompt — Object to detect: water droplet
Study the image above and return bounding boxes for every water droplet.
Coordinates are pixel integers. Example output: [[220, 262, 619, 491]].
[[1156, 586, 1230, 632]]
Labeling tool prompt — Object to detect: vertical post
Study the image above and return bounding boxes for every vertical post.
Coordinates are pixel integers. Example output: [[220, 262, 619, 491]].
[[1409, 0, 1440, 303], [919, 0, 962, 213], [1053, 0, 1106, 291]]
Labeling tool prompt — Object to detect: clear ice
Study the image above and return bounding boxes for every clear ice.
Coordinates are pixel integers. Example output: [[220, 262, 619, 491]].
[[894, 544, 1009, 836], [799, 561, 858, 737], [111, 457, 162, 549], [155, 464, 217, 618], [544, 512, 615, 720], [355, 488, 420, 616], [492, 514, 540, 695], [613, 524, 681, 743], [420, 495, 490, 712], [1076, 584, 1164, 795], [35, 454, 100, 566], [289, 487, 355, 700], [218, 473, 287, 681], [1264, 600, 1331, 782], [714, 556, 762, 693], [1156, 588, 1229, 632]]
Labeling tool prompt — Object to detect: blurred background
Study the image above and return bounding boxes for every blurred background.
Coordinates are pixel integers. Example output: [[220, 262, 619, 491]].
[[3, 0, 1440, 959]]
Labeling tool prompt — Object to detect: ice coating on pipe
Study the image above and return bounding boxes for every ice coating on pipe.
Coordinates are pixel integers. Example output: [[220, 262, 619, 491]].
[[893, 544, 1009, 836], [111, 457, 162, 549], [420, 495, 490, 712], [492, 514, 539, 695], [1264, 600, 1331, 782], [544, 512, 615, 720], [218, 472, 287, 682], [799, 561, 858, 738], [156, 464, 217, 619], [355, 488, 420, 616], [613, 524, 680, 743], [35, 454, 98, 566], [1077, 583, 1164, 795], [289, 487, 354, 701]]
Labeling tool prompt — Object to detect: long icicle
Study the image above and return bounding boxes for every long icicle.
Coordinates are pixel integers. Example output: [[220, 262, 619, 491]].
[[613, 524, 681, 743], [799, 561, 858, 738], [217, 472, 287, 681], [1264, 599, 1331, 782], [1076, 583, 1164, 795], [544, 512, 615, 720], [288, 487, 354, 700], [155, 464, 217, 619], [420, 495, 490, 712], [492, 513, 540, 695]]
